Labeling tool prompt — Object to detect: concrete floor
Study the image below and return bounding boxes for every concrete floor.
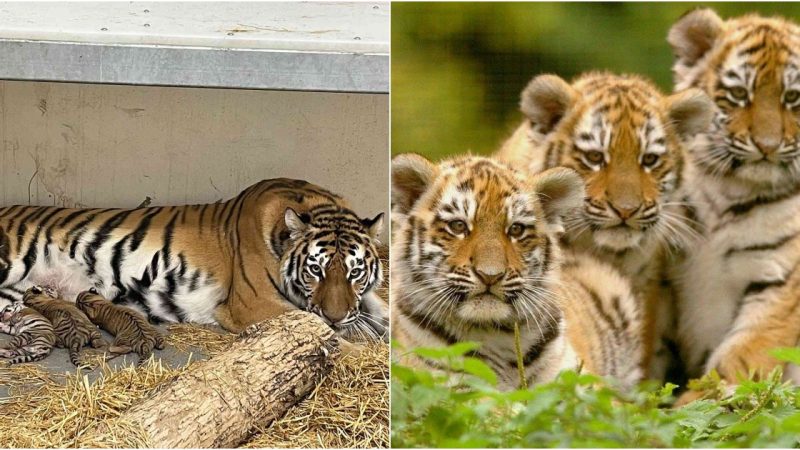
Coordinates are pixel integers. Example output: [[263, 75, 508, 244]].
[[0, 323, 218, 399]]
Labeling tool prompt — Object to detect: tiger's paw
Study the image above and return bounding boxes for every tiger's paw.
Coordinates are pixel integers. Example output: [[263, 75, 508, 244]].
[[673, 389, 709, 407], [713, 348, 777, 382], [337, 337, 365, 358]]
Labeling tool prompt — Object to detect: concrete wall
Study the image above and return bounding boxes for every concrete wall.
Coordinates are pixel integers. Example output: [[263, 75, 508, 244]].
[[0, 80, 389, 240]]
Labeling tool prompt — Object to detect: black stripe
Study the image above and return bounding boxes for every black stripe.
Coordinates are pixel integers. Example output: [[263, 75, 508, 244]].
[[723, 187, 800, 217], [397, 299, 457, 345], [129, 208, 161, 252], [743, 279, 785, 297], [522, 321, 561, 366], [85, 210, 135, 276], [725, 233, 797, 257]]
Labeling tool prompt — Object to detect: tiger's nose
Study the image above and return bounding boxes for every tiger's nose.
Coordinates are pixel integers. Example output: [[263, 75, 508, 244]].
[[609, 202, 640, 220], [474, 267, 505, 287], [320, 308, 350, 325], [753, 135, 781, 157]]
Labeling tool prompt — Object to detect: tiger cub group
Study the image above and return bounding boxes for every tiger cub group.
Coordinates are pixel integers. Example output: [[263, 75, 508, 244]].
[[0, 286, 164, 366], [393, 8, 800, 398]]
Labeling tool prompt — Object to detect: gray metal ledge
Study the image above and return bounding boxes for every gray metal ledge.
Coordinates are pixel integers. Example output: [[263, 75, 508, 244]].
[[0, 2, 389, 93]]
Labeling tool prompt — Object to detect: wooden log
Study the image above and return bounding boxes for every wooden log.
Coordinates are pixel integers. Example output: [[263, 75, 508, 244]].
[[115, 310, 339, 448]]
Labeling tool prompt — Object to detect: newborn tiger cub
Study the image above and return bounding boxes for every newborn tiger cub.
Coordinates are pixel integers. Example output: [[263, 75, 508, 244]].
[[23, 286, 107, 366], [0, 302, 56, 365], [76, 289, 165, 364]]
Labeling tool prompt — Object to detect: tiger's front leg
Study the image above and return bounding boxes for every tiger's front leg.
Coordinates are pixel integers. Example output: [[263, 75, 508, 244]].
[[707, 277, 800, 382], [214, 288, 293, 333], [360, 291, 389, 342], [677, 279, 800, 406]]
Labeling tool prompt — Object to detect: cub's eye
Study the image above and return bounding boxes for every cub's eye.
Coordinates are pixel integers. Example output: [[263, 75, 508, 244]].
[[729, 86, 749, 102], [447, 220, 468, 235], [508, 223, 525, 238], [585, 151, 605, 165], [785, 89, 800, 104], [641, 153, 660, 168], [350, 268, 362, 279], [308, 265, 322, 276]]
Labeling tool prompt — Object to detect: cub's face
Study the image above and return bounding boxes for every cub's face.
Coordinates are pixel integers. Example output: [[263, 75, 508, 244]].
[[669, 9, 800, 188], [279, 206, 384, 340], [0, 302, 21, 322], [75, 290, 106, 320], [392, 154, 583, 328], [22, 285, 58, 305], [519, 73, 712, 250]]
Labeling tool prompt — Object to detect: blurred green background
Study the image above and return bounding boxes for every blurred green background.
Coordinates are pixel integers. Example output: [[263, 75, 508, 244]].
[[392, 2, 800, 159]]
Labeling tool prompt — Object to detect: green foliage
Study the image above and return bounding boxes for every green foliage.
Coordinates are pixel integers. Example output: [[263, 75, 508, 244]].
[[391, 344, 800, 448], [392, 3, 800, 160]]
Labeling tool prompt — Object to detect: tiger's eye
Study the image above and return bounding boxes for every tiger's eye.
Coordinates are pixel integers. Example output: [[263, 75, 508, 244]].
[[309, 265, 322, 276], [447, 220, 468, 235], [785, 90, 800, 104], [641, 153, 660, 167], [350, 268, 362, 279], [585, 151, 604, 165], [729, 86, 749, 101], [508, 223, 525, 238]]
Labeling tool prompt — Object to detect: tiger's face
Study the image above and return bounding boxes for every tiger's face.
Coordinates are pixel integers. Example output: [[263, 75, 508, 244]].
[[279, 205, 384, 339], [0, 302, 21, 322], [669, 9, 800, 189], [22, 285, 58, 304], [392, 154, 584, 328], [75, 289, 105, 321], [519, 73, 712, 251]]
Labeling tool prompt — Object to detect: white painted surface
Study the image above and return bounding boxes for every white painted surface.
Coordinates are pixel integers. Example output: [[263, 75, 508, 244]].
[[0, 80, 390, 240], [0, 2, 389, 53], [0, 2, 390, 92]]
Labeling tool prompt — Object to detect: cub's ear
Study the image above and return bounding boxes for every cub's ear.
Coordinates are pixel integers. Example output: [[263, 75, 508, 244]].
[[668, 8, 724, 68], [530, 167, 585, 228], [392, 153, 437, 215], [520, 74, 576, 134], [284, 208, 310, 236], [665, 88, 714, 139], [362, 213, 385, 241]]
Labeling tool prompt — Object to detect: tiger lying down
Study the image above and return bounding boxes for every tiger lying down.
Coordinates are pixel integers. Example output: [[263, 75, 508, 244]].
[[0, 178, 388, 366]]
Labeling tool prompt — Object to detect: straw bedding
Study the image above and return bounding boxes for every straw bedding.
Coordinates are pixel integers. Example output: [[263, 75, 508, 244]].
[[0, 246, 390, 448]]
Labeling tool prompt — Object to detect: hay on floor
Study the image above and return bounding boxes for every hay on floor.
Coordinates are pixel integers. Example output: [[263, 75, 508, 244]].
[[241, 343, 389, 448], [0, 327, 389, 448]]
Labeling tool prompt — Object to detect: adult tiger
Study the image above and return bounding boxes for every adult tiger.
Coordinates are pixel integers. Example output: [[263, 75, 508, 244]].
[[391, 154, 645, 390], [494, 72, 714, 381], [0, 179, 387, 341], [667, 9, 800, 389]]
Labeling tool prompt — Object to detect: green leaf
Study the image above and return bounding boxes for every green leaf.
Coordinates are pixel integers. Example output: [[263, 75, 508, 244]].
[[769, 347, 800, 365], [461, 357, 497, 385]]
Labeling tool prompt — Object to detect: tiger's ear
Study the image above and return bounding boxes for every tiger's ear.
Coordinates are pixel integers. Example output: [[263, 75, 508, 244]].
[[284, 208, 309, 236], [668, 8, 724, 68], [362, 213, 384, 241], [530, 167, 585, 229], [665, 88, 714, 139], [392, 153, 437, 215], [520, 74, 576, 134]]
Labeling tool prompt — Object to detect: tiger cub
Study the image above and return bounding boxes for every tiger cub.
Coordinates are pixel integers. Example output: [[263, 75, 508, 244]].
[[0, 302, 56, 364], [75, 289, 165, 364], [23, 286, 107, 366], [494, 72, 714, 381], [391, 154, 645, 389], [667, 9, 800, 387]]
